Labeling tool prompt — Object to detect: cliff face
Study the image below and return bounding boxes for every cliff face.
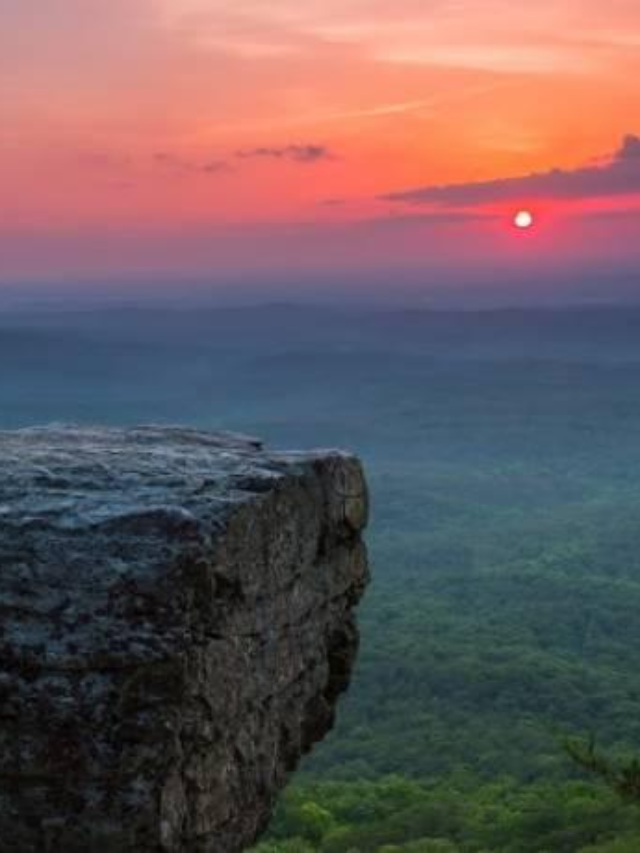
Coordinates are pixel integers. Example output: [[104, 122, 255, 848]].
[[0, 426, 369, 853]]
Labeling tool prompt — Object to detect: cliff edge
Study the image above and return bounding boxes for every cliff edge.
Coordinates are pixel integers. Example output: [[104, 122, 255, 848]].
[[0, 426, 369, 852]]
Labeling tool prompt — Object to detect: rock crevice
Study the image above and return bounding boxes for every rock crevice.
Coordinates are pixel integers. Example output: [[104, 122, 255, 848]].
[[0, 426, 369, 852]]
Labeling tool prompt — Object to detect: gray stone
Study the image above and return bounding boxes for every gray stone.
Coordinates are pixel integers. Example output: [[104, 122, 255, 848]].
[[0, 426, 369, 852]]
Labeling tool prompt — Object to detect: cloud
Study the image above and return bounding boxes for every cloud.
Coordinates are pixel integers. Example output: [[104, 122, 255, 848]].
[[619, 134, 640, 161], [383, 134, 640, 207], [152, 144, 334, 175], [153, 152, 230, 174], [236, 144, 334, 163]]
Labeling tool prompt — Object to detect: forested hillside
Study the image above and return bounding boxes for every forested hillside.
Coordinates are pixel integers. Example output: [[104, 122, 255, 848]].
[[3, 302, 640, 850]]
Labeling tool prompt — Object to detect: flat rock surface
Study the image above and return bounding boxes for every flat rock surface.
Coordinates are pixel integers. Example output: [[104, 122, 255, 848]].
[[0, 426, 369, 852]]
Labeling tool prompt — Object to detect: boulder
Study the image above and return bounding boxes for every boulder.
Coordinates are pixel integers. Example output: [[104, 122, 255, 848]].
[[0, 426, 369, 852]]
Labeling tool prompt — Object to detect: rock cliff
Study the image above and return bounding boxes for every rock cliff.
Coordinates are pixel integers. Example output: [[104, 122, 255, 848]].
[[0, 426, 369, 852]]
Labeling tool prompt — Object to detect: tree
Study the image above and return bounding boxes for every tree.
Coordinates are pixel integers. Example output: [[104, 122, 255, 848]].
[[565, 737, 640, 803]]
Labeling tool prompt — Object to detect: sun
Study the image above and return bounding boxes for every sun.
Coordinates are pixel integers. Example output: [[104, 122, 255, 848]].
[[514, 210, 534, 230]]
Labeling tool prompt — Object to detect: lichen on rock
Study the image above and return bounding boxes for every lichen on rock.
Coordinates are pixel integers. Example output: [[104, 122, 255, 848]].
[[0, 426, 369, 852]]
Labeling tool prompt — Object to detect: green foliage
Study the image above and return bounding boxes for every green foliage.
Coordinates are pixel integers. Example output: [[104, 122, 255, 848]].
[[579, 837, 640, 853], [252, 776, 640, 852], [250, 353, 640, 851], [566, 737, 640, 803]]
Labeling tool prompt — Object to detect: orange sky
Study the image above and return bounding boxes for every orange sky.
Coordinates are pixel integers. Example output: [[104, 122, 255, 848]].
[[2, 0, 640, 278]]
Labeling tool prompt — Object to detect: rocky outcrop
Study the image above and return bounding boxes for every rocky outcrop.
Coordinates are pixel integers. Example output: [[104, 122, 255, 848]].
[[0, 426, 369, 853]]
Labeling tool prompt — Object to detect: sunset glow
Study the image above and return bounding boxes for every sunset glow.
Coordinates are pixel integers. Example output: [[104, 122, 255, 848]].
[[2, 0, 640, 279]]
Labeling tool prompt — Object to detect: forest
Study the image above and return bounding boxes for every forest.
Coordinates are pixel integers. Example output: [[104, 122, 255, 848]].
[[2, 300, 640, 851]]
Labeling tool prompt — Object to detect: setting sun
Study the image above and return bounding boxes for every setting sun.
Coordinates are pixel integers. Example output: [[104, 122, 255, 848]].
[[514, 210, 535, 230]]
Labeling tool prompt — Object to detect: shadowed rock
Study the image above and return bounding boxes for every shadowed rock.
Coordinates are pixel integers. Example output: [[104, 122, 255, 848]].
[[0, 426, 369, 852]]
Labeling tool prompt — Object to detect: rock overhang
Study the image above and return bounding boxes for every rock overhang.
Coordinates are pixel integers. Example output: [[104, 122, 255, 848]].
[[0, 426, 369, 852]]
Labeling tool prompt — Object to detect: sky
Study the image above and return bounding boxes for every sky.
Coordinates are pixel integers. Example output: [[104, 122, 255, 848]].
[[1, 0, 640, 283]]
